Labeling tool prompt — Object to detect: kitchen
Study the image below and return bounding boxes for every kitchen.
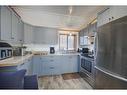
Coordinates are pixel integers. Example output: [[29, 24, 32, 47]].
[[0, 6, 127, 89]]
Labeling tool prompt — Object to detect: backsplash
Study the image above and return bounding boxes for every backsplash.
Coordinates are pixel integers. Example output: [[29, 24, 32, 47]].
[[24, 44, 59, 52]]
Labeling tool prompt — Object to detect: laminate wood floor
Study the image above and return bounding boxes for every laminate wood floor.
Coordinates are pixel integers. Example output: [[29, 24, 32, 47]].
[[38, 73, 92, 89]]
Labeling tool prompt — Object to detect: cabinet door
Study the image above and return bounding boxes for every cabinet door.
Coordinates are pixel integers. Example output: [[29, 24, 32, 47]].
[[49, 56, 61, 75], [97, 8, 111, 27], [11, 11, 19, 42], [42, 62, 53, 75], [0, 7, 12, 41], [34, 27, 58, 44], [17, 62, 28, 75], [61, 55, 78, 74], [73, 56, 79, 72], [26, 58, 33, 75], [110, 6, 127, 21], [60, 55, 71, 73], [24, 23, 33, 44], [33, 56, 41, 76], [18, 20, 24, 43], [40, 56, 62, 76]]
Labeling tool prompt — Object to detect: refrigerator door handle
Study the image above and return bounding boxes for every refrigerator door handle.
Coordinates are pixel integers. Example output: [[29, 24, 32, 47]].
[[94, 32, 98, 61], [95, 66, 127, 82]]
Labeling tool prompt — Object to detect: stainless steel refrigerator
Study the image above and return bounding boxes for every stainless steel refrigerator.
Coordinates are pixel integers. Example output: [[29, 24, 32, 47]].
[[95, 16, 127, 89]]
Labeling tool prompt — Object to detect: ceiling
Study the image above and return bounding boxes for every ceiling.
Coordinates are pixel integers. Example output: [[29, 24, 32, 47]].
[[12, 6, 106, 31]]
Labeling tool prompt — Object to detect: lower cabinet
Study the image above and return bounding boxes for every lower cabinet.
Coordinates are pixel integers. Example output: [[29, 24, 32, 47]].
[[17, 57, 33, 75], [33, 55, 79, 76], [61, 55, 79, 74]]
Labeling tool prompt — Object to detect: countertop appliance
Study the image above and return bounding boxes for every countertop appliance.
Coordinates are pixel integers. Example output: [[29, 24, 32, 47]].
[[50, 47, 55, 54], [13, 46, 27, 56], [79, 54, 95, 87], [82, 48, 89, 54], [0, 42, 12, 60], [95, 16, 127, 89]]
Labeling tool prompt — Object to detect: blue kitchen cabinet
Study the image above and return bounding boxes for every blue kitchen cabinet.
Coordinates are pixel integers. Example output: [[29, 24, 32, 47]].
[[24, 23, 34, 44], [17, 57, 33, 75], [33, 27, 58, 45], [61, 55, 78, 74], [26, 57, 33, 75], [0, 6, 12, 41], [0, 6, 24, 43], [41, 56, 62, 76], [17, 62, 28, 75], [32, 55, 79, 76], [33, 55, 63, 76], [18, 20, 24, 44], [33, 55, 42, 76], [11, 10, 19, 42]]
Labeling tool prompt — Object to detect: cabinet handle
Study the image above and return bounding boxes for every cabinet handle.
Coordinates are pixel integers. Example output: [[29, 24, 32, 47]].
[[50, 67, 54, 69], [50, 60, 54, 62], [11, 37, 14, 39], [69, 56, 72, 58]]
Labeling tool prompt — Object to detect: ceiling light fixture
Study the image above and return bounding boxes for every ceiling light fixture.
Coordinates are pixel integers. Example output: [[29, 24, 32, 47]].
[[69, 33, 72, 36]]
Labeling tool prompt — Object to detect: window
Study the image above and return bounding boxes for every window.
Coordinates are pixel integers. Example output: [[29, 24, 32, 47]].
[[59, 34, 67, 50], [59, 34, 75, 51], [68, 36, 74, 50]]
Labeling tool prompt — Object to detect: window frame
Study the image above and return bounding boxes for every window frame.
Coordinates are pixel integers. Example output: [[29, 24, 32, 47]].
[[59, 34, 76, 51]]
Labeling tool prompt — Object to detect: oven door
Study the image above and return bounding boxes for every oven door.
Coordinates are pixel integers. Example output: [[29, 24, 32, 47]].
[[80, 56, 95, 87], [80, 56, 94, 76]]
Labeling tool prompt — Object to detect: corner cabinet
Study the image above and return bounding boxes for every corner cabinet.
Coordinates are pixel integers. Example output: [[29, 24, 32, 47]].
[[0, 6, 12, 41], [17, 57, 33, 75], [97, 6, 127, 27]]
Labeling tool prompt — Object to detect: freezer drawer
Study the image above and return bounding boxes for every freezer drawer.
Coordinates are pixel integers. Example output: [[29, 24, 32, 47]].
[[95, 66, 127, 89]]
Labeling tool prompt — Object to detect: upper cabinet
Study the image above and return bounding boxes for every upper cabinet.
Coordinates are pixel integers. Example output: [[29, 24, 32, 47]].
[[79, 22, 96, 46], [97, 6, 127, 27], [11, 11, 19, 42], [24, 23, 34, 44], [0, 6, 24, 44], [0, 6, 12, 41], [18, 20, 24, 43], [33, 27, 58, 45]]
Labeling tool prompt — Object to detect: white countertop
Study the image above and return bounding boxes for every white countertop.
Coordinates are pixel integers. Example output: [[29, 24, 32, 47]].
[[0, 54, 33, 67], [38, 53, 80, 56], [0, 52, 80, 67]]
